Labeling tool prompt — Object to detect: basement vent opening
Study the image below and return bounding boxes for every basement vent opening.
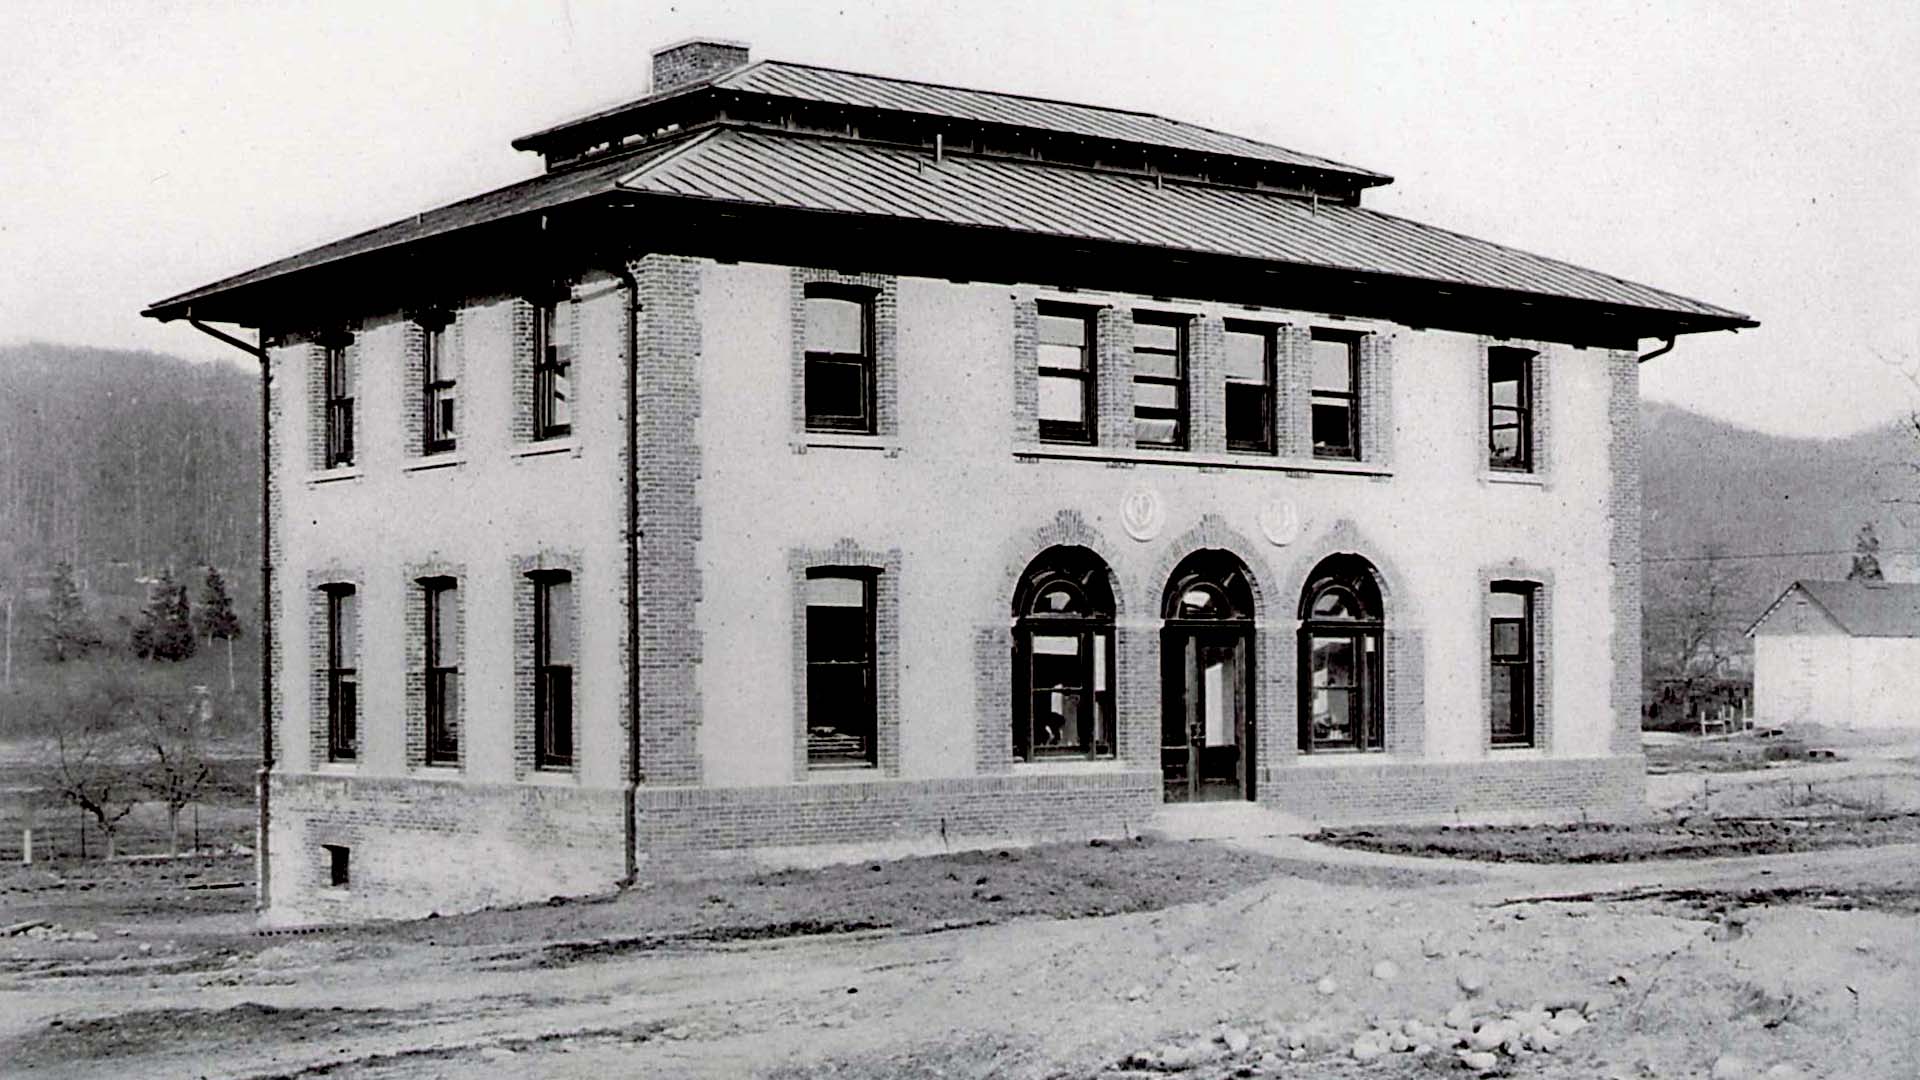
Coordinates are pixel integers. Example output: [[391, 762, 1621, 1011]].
[[324, 844, 350, 888]]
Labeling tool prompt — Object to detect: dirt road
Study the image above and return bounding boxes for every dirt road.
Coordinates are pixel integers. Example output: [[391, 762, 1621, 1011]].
[[5, 832, 1915, 1079]]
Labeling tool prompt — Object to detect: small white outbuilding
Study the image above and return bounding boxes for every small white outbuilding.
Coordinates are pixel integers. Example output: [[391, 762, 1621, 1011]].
[[1748, 580, 1920, 731]]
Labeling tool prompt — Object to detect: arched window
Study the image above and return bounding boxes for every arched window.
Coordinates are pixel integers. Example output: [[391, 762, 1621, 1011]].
[[1012, 547, 1116, 761], [1298, 556, 1384, 752], [1163, 552, 1256, 622]]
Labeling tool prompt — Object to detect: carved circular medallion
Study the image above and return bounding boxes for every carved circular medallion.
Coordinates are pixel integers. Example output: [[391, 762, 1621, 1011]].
[[1259, 499, 1302, 546], [1120, 487, 1166, 542]]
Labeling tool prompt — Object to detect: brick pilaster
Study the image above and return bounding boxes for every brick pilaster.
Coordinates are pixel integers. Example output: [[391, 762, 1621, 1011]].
[[1607, 350, 1642, 753]]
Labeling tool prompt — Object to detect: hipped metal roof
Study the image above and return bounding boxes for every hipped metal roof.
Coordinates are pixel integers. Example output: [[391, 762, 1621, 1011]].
[[513, 59, 1393, 184], [1748, 580, 1920, 639]]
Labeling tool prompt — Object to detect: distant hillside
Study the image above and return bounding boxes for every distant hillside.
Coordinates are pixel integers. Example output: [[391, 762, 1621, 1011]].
[[1642, 400, 1917, 625], [0, 342, 259, 596]]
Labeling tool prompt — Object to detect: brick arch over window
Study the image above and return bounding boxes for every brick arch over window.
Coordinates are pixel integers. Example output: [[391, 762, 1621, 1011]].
[[1276, 519, 1425, 758], [977, 510, 1139, 772], [1145, 515, 1287, 778]]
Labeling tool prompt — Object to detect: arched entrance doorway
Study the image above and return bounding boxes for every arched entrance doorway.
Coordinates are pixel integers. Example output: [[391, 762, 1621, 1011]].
[[1160, 550, 1257, 802]]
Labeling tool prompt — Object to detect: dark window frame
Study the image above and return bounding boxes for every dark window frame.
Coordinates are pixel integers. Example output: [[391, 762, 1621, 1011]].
[[324, 844, 350, 888], [1488, 346, 1534, 472], [1490, 582, 1536, 748], [422, 317, 457, 455], [1310, 328, 1361, 460], [533, 297, 572, 441], [422, 576, 459, 766], [804, 567, 878, 769], [1132, 312, 1189, 449], [1223, 320, 1277, 454], [1036, 301, 1097, 445], [802, 284, 877, 434], [323, 338, 354, 468], [532, 570, 575, 770], [1297, 562, 1385, 753], [323, 584, 357, 762], [1011, 549, 1118, 763]]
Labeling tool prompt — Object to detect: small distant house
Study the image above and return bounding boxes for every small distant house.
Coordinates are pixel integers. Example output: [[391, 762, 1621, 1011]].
[[1747, 580, 1920, 730]]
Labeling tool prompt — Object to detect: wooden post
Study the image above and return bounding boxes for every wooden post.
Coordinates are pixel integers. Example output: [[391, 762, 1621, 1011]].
[[20, 827, 30, 866]]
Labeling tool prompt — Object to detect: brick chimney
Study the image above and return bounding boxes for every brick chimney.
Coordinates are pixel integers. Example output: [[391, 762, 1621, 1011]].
[[651, 38, 750, 93]]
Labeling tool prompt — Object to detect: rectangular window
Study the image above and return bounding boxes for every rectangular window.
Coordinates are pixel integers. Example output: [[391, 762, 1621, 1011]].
[[423, 321, 457, 454], [325, 586, 357, 762], [803, 286, 875, 433], [1488, 347, 1534, 471], [1132, 313, 1188, 448], [1223, 322, 1275, 454], [423, 578, 459, 765], [1310, 329, 1360, 459], [1036, 303, 1095, 444], [324, 844, 350, 888], [805, 569, 876, 768], [1490, 584, 1535, 747], [323, 341, 354, 468], [534, 298, 573, 440], [534, 572, 575, 769], [1025, 631, 1114, 759]]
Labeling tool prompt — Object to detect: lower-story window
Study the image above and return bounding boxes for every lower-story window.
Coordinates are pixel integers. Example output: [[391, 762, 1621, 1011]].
[[1490, 582, 1536, 747], [1298, 556, 1385, 752], [323, 584, 358, 762], [533, 571, 575, 769], [805, 569, 876, 768], [1012, 546, 1117, 761], [422, 576, 460, 765]]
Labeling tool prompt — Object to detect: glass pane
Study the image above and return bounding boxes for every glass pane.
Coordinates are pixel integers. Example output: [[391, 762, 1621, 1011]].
[[1134, 320, 1180, 352], [1312, 401, 1352, 452], [807, 575, 866, 607], [1180, 586, 1221, 618], [432, 586, 458, 658], [436, 671, 460, 751], [1492, 621, 1523, 658], [545, 299, 571, 354], [805, 358, 868, 424], [1490, 376, 1521, 408], [1313, 688, 1351, 745], [544, 669, 573, 758], [807, 603, 868, 664], [1489, 350, 1528, 394], [1038, 375, 1086, 423], [1030, 633, 1081, 659], [1224, 330, 1267, 382], [334, 594, 358, 667], [1203, 659, 1230, 747], [1135, 416, 1180, 445], [1032, 690, 1084, 750], [1491, 424, 1523, 465], [1490, 668, 1519, 740], [1312, 636, 1355, 689], [1038, 313, 1088, 349], [807, 665, 871, 762], [806, 296, 865, 354], [1489, 590, 1527, 620], [547, 371, 571, 429], [336, 678, 357, 747], [1133, 350, 1180, 379], [1136, 381, 1180, 410], [1312, 337, 1354, 391], [1037, 341, 1086, 372], [1033, 583, 1084, 614], [545, 580, 575, 664], [1226, 384, 1271, 450], [429, 328, 457, 379], [1311, 589, 1355, 619], [1093, 633, 1108, 692], [1032, 638, 1084, 692]]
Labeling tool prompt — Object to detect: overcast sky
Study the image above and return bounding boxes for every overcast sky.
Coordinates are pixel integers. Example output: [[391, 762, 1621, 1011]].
[[4, 0, 1915, 437]]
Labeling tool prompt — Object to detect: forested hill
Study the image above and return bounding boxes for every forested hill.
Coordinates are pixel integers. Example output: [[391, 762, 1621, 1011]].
[[1642, 400, 1917, 623], [0, 342, 258, 596]]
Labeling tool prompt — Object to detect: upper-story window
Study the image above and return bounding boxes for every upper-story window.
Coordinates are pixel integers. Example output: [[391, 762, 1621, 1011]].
[[533, 570, 575, 769], [323, 584, 357, 762], [422, 576, 460, 765], [803, 285, 875, 433], [323, 339, 354, 468], [1311, 329, 1360, 459], [1037, 303, 1096, 445], [1490, 583, 1536, 747], [534, 298, 573, 440], [1488, 346, 1534, 471], [1223, 321, 1275, 454], [1133, 313, 1188, 449], [422, 320, 457, 454]]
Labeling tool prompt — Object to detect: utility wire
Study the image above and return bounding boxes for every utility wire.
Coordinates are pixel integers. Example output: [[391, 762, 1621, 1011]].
[[1642, 547, 1902, 564]]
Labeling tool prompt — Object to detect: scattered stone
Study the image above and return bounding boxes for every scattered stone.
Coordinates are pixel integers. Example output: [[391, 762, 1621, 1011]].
[[1609, 967, 1635, 986], [1421, 934, 1447, 958], [1468, 1020, 1514, 1052], [1852, 938, 1875, 954], [1371, 959, 1400, 981], [1315, 975, 1339, 996], [1456, 967, 1488, 996], [1445, 1002, 1473, 1029], [479, 1047, 517, 1060], [1222, 1028, 1251, 1055], [1350, 1037, 1384, 1063], [1712, 1054, 1753, 1080], [1387, 1032, 1413, 1053], [137, 943, 152, 954], [1512, 906, 1530, 920], [1216, 958, 1240, 972], [71, 930, 98, 943], [1763, 1065, 1803, 1080], [661, 1025, 692, 1041], [1460, 1049, 1499, 1072], [1549, 1010, 1588, 1037], [1125, 984, 1147, 1002]]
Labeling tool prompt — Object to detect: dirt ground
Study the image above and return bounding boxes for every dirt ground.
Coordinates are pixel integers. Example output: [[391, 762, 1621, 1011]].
[[2, 741, 1917, 1079]]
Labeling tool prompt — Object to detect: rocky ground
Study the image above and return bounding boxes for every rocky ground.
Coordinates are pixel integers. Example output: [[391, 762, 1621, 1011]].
[[1, 740, 1915, 1079]]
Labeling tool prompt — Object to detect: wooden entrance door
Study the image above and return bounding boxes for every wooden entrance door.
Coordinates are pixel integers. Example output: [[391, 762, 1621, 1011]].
[[1162, 628, 1253, 802]]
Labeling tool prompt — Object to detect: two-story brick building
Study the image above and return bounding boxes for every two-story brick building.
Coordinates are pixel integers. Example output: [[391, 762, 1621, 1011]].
[[146, 39, 1754, 922]]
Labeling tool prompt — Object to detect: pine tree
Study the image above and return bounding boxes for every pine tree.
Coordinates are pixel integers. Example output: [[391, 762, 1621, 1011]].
[[39, 561, 103, 661], [1848, 522, 1884, 582], [195, 566, 242, 691], [131, 569, 197, 662]]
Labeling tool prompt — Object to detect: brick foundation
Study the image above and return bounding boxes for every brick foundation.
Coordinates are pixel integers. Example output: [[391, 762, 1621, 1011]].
[[1261, 754, 1645, 825]]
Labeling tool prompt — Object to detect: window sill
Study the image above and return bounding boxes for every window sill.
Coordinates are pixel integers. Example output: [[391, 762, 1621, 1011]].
[[317, 760, 358, 772], [1289, 751, 1403, 767], [805, 762, 879, 780], [1014, 757, 1125, 773], [1017, 444, 1391, 478], [1490, 743, 1543, 755], [403, 453, 464, 474], [793, 434, 901, 457], [511, 439, 581, 461], [308, 468, 364, 486], [522, 767, 580, 786], [1482, 470, 1544, 488]]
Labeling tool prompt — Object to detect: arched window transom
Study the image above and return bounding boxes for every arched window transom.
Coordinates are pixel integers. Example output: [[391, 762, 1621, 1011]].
[[1012, 546, 1115, 762], [1298, 555, 1385, 753]]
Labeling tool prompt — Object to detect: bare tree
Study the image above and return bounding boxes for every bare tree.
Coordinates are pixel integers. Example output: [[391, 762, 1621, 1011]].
[[1644, 545, 1748, 729], [138, 695, 213, 855], [41, 679, 141, 858]]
